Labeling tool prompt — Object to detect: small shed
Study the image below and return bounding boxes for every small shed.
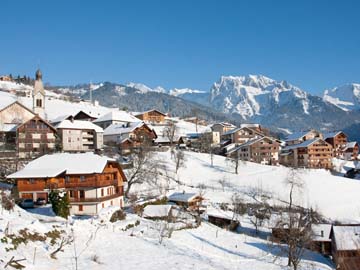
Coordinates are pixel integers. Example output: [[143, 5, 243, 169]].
[[331, 225, 360, 270], [143, 205, 173, 220], [207, 208, 239, 231], [311, 224, 332, 256]]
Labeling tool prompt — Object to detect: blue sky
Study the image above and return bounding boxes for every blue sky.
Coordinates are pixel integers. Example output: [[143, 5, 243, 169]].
[[1, 0, 359, 94]]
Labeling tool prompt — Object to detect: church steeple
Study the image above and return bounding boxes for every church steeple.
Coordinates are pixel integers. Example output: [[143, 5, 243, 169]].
[[33, 69, 45, 118]]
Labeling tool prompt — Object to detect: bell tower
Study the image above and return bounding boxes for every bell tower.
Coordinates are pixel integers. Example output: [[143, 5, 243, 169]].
[[33, 69, 46, 118]]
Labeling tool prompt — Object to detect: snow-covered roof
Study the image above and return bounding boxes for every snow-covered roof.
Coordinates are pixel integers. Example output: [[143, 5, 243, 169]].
[[344, 141, 358, 150], [0, 123, 18, 132], [323, 131, 344, 140], [240, 123, 260, 128], [104, 122, 144, 136], [168, 192, 199, 202], [285, 131, 311, 141], [223, 126, 264, 136], [134, 109, 167, 116], [212, 122, 236, 128], [332, 225, 360, 250], [143, 205, 172, 218], [7, 152, 116, 179], [282, 138, 322, 151], [55, 119, 103, 132], [50, 114, 72, 124], [206, 207, 234, 220], [227, 137, 277, 154], [312, 224, 332, 242], [93, 110, 139, 123]]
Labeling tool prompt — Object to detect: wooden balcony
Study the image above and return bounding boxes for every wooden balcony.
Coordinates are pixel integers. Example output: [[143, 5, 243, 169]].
[[69, 191, 123, 203]]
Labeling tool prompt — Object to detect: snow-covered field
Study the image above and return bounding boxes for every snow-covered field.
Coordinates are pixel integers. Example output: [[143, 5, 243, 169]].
[[0, 204, 334, 270], [133, 151, 360, 223]]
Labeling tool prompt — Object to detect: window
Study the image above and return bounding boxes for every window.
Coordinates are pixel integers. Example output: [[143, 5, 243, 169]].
[[36, 99, 42, 107], [80, 176, 85, 182], [29, 179, 35, 184], [79, 205, 83, 211], [65, 176, 70, 183], [69, 190, 75, 198], [79, 190, 85, 198], [102, 203, 104, 208], [101, 188, 104, 197]]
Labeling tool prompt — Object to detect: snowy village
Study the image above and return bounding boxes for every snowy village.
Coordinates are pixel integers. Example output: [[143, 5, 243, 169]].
[[0, 69, 359, 270], [1, 1, 360, 270]]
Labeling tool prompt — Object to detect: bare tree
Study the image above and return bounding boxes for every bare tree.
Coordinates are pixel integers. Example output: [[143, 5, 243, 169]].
[[231, 193, 246, 223], [218, 177, 228, 192], [172, 149, 186, 173], [199, 133, 215, 167], [274, 169, 312, 270], [163, 121, 178, 149], [124, 146, 160, 198], [226, 151, 242, 174]]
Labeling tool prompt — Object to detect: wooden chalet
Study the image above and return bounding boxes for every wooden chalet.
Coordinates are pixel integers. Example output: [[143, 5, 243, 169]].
[[134, 109, 167, 124], [330, 225, 360, 270], [280, 138, 333, 169], [323, 131, 348, 158], [7, 152, 127, 215], [104, 122, 157, 150], [168, 192, 204, 211], [226, 136, 280, 165], [285, 129, 323, 146], [17, 115, 57, 159], [341, 141, 359, 160]]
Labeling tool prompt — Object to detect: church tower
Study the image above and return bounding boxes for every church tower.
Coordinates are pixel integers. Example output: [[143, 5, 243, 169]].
[[33, 69, 46, 118]]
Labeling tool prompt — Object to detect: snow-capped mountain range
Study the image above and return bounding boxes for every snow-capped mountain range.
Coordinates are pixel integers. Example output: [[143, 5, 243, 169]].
[[3, 74, 359, 140], [323, 83, 360, 111]]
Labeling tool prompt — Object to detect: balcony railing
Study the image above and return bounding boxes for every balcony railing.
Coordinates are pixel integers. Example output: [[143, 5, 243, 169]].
[[69, 191, 123, 203]]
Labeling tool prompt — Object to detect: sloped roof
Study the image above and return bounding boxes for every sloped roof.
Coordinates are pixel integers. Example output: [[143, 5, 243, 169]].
[[104, 122, 144, 136], [0, 123, 18, 132], [143, 205, 172, 218], [344, 141, 358, 149], [282, 138, 324, 151], [212, 122, 236, 128], [7, 152, 116, 178], [93, 110, 139, 123], [168, 192, 199, 202], [332, 225, 360, 250], [312, 224, 332, 242], [134, 109, 167, 116], [56, 119, 103, 132], [323, 131, 345, 140], [227, 137, 277, 154], [285, 131, 312, 141], [223, 126, 264, 136]]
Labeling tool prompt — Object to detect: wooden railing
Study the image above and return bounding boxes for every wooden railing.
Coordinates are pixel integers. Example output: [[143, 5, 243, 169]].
[[69, 191, 123, 203]]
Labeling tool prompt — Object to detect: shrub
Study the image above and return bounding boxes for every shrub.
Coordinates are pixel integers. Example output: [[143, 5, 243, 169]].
[[110, 210, 126, 223], [1, 191, 15, 211], [49, 190, 70, 218]]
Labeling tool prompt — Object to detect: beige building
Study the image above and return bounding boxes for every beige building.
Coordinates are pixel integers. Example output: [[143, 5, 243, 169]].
[[56, 119, 104, 152], [226, 137, 280, 165], [222, 126, 265, 144], [280, 138, 333, 169], [211, 122, 237, 136]]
